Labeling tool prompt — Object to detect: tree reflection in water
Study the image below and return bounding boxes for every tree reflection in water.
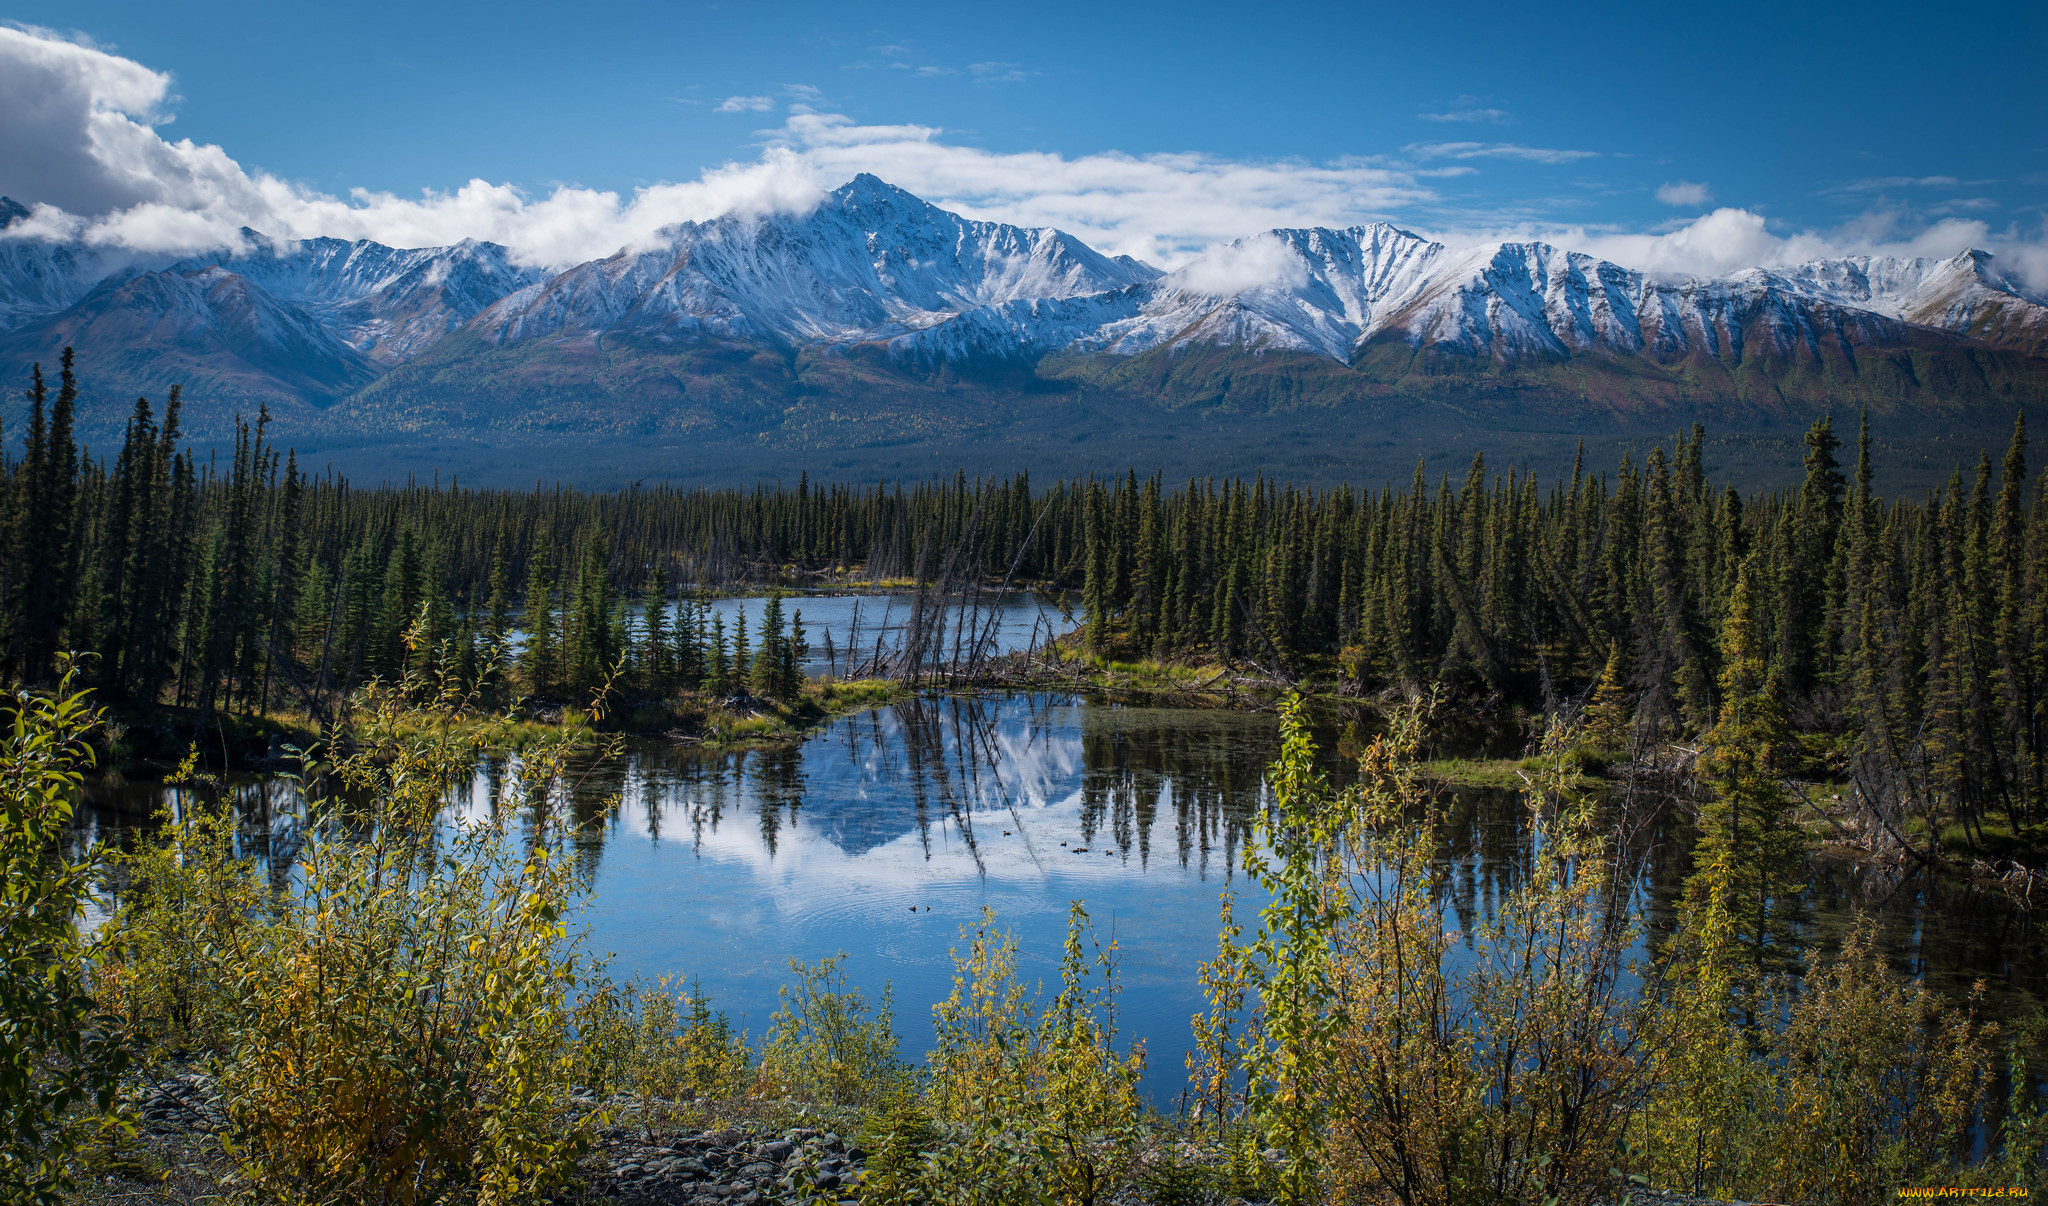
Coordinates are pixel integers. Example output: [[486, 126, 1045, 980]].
[[78, 691, 2048, 1100]]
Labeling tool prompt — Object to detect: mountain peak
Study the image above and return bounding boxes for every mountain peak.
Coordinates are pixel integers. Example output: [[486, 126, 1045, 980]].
[[832, 173, 924, 210], [0, 198, 30, 230]]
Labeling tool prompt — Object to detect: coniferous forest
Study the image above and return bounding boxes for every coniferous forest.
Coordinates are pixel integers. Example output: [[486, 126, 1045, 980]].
[[5, 354, 2045, 853]]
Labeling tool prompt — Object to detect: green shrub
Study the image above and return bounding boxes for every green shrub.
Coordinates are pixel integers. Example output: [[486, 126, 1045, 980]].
[[759, 954, 903, 1109], [0, 665, 129, 1204], [923, 904, 1145, 1206], [855, 1077, 942, 1205]]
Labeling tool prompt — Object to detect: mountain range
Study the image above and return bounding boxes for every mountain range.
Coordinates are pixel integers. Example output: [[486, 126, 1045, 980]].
[[2, 177, 2045, 485]]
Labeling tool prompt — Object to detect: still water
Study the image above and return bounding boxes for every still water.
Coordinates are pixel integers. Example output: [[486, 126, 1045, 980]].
[[688, 590, 1071, 677], [89, 687, 2048, 1105], [512, 590, 1070, 678], [487, 693, 1277, 1106]]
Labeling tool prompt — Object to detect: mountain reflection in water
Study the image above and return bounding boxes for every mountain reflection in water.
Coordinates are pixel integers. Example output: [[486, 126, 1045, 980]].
[[448, 692, 1280, 1105], [86, 691, 2048, 1104]]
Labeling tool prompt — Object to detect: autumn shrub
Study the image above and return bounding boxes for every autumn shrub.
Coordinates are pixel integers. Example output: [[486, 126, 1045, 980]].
[[101, 628, 607, 1205], [1207, 696, 1653, 1206], [570, 975, 752, 1131], [759, 953, 904, 1108], [1639, 909, 2030, 1202], [917, 904, 1145, 1206]]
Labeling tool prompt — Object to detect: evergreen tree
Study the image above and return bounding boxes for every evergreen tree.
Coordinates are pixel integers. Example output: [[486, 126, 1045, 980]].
[[704, 611, 729, 696], [642, 559, 672, 695], [1587, 643, 1633, 752], [750, 594, 786, 698], [1688, 565, 1808, 995], [522, 540, 559, 696]]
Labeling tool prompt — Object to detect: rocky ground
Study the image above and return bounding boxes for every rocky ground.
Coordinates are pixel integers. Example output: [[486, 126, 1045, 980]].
[[85, 1071, 1749, 1206], [583, 1126, 863, 1205]]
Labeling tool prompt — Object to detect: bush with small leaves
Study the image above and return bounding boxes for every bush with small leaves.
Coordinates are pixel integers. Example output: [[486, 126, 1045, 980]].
[[760, 954, 904, 1109], [0, 663, 130, 1204]]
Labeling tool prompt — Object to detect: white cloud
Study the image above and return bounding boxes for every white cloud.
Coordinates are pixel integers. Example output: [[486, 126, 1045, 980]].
[[1655, 180, 1712, 207], [968, 61, 1032, 85], [715, 95, 775, 113], [769, 113, 1432, 264], [1405, 141, 1599, 164], [1834, 174, 1963, 192], [1171, 234, 1311, 294], [0, 24, 2041, 290], [1505, 208, 2048, 290], [1418, 108, 1510, 123]]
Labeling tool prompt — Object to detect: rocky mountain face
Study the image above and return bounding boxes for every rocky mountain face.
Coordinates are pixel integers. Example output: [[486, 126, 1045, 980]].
[[0, 198, 104, 333], [180, 234, 551, 365], [464, 174, 1158, 350], [1, 176, 2044, 457], [0, 264, 381, 412]]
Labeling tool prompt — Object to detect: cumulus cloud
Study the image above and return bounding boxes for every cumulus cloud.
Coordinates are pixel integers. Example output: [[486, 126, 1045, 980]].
[[0, 20, 1428, 270], [1498, 208, 2048, 291], [0, 24, 2042, 290], [1171, 235, 1311, 295], [772, 113, 1431, 264], [715, 94, 775, 113], [1655, 180, 1712, 207]]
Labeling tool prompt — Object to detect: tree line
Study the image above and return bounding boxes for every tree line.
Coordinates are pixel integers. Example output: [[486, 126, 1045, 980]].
[[4, 354, 2043, 847]]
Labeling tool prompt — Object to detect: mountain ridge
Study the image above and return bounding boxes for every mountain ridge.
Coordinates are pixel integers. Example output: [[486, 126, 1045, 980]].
[[1, 177, 2045, 474]]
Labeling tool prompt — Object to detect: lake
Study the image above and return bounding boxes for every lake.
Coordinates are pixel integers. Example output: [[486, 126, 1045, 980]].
[[86, 687, 2048, 1106]]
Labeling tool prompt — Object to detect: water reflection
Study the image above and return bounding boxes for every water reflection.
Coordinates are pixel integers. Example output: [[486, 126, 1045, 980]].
[[83, 692, 2048, 1104]]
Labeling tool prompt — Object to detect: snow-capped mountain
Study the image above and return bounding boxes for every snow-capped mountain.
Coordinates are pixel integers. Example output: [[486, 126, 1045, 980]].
[[0, 264, 380, 410], [1763, 251, 2048, 357], [177, 233, 548, 364], [0, 199, 104, 333], [2, 178, 2045, 440], [1016, 225, 2019, 366], [467, 174, 1159, 349]]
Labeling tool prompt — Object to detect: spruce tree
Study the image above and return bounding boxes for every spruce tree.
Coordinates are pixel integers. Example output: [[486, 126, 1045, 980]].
[[751, 595, 785, 698], [1688, 565, 1808, 996], [522, 540, 559, 697], [642, 560, 671, 695], [731, 611, 750, 696], [704, 611, 729, 696]]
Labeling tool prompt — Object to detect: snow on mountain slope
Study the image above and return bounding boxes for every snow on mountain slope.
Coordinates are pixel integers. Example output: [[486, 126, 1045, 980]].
[[2, 178, 2045, 395], [469, 174, 1160, 349], [0, 265, 381, 405], [1765, 250, 2048, 356], [1091, 224, 2015, 366], [0, 198, 104, 333], [181, 234, 548, 363], [875, 287, 1151, 363]]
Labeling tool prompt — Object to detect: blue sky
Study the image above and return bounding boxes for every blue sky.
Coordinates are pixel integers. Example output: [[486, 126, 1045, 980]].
[[1, 0, 2042, 276]]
